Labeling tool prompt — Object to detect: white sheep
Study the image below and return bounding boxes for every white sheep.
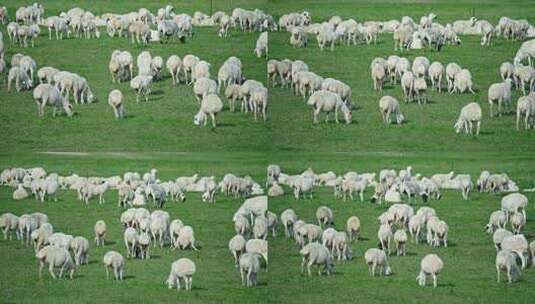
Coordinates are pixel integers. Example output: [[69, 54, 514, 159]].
[[268, 183, 284, 197], [12, 184, 29, 200], [166, 55, 182, 85], [446, 63, 462, 93], [239, 253, 261, 287], [514, 39, 535, 66], [516, 95, 535, 130], [500, 62, 515, 81], [36, 245, 76, 280], [501, 193, 528, 221], [138, 232, 151, 259], [300, 242, 332, 276], [255, 32, 268, 58], [394, 229, 408, 256], [70, 236, 89, 266], [182, 54, 200, 85], [167, 258, 196, 291], [510, 212, 525, 234], [488, 79, 513, 117], [417, 254, 443, 287], [364, 248, 392, 276], [177, 226, 198, 250], [0, 213, 19, 240], [8, 66, 32, 92], [496, 250, 521, 283], [229, 234, 246, 266], [307, 90, 352, 124], [192, 60, 211, 84], [485, 211, 507, 234], [94, 220, 106, 246], [346, 216, 361, 242], [280, 209, 298, 237], [513, 64, 535, 95], [123, 227, 138, 259], [378, 224, 393, 255], [501, 234, 529, 269], [194, 93, 223, 128], [103, 251, 125, 280], [452, 69, 475, 94], [454, 102, 481, 136], [379, 95, 405, 125], [37, 67, 60, 84], [428, 61, 444, 91], [245, 239, 268, 270], [217, 62, 242, 93], [371, 63, 386, 91], [108, 89, 125, 119], [130, 75, 153, 102], [493, 228, 513, 251], [316, 206, 333, 228], [253, 216, 268, 240]]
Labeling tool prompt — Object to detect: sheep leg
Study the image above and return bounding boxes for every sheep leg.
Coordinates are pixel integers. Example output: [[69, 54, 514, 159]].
[[48, 263, 57, 279]]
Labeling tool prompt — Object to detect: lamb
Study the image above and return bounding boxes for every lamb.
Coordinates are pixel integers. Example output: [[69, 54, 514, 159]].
[[378, 224, 393, 255], [454, 102, 481, 136], [8, 66, 32, 92], [364, 248, 392, 276], [103, 251, 124, 280], [379, 95, 405, 125], [428, 61, 444, 92], [34, 83, 74, 117], [0, 213, 19, 240], [371, 63, 386, 91], [307, 90, 352, 124], [417, 254, 443, 287], [36, 245, 76, 280], [70, 236, 89, 266], [94, 220, 106, 246], [239, 253, 261, 287], [194, 94, 223, 128], [394, 229, 408, 256], [452, 69, 475, 94], [255, 32, 268, 58], [496, 250, 521, 283], [510, 212, 525, 234], [516, 95, 535, 130], [446, 63, 462, 93], [167, 258, 196, 291], [316, 206, 333, 228], [245, 239, 268, 270], [501, 234, 529, 269], [485, 211, 507, 234], [108, 89, 125, 119], [229, 234, 246, 266], [130, 75, 152, 102], [493, 228, 513, 251], [12, 184, 29, 200], [281, 209, 298, 237], [177, 226, 198, 250], [488, 79, 513, 117], [300, 242, 333, 276]]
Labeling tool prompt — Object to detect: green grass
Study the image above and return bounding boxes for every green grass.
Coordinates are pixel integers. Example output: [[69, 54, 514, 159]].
[[1, 0, 535, 303]]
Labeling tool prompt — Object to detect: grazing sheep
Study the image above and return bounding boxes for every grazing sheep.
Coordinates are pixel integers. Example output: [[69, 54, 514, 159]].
[[192, 60, 211, 84], [307, 90, 352, 124], [364, 248, 392, 276], [300, 242, 332, 276], [514, 39, 535, 66], [446, 63, 462, 93], [182, 54, 200, 85], [177, 226, 198, 251], [70, 236, 89, 266], [33, 83, 74, 118], [0, 213, 19, 240], [394, 229, 408, 256], [169, 219, 184, 248], [229, 234, 246, 266], [245, 239, 268, 270], [513, 64, 535, 95], [137, 232, 151, 259], [413, 77, 427, 104], [452, 69, 475, 94], [493, 228, 513, 251], [378, 224, 393, 255], [108, 90, 125, 119], [94, 220, 106, 246], [280, 209, 298, 237], [31, 223, 53, 253], [240, 253, 261, 287], [268, 183, 284, 197], [428, 62, 444, 91], [379, 95, 405, 125], [194, 94, 223, 128], [130, 75, 153, 102], [37, 67, 60, 84], [167, 258, 196, 291], [316, 206, 333, 228], [103, 251, 124, 280], [8, 66, 32, 92], [500, 62, 515, 81], [488, 79, 513, 117], [250, 86, 269, 121], [13, 184, 29, 200], [510, 212, 525, 234], [36, 245, 76, 280], [454, 102, 481, 136], [346, 216, 361, 242], [501, 234, 529, 269], [516, 95, 535, 130], [332, 231, 351, 261], [417, 254, 443, 287], [123, 227, 138, 259], [253, 216, 268, 240], [485, 211, 507, 234], [255, 32, 268, 58], [496, 250, 521, 283], [166, 55, 182, 85], [371, 63, 386, 91], [501, 193, 528, 221]]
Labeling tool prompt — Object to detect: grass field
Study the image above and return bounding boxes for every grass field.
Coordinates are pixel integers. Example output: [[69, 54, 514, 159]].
[[1, 0, 535, 303]]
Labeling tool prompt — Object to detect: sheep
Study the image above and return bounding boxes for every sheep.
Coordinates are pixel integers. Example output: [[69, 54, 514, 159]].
[[510, 212, 525, 235], [492, 228, 513, 251], [137, 232, 150, 260], [31, 223, 53, 253], [300, 242, 332, 276], [150, 56, 164, 81], [500, 62, 515, 81], [413, 77, 427, 104], [501, 234, 529, 269], [307, 90, 352, 124], [516, 95, 535, 130], [167, 258, 196, 291], [110, 50, 134, 82], [268, 183, 284, 197], [378, 224, 393, 255], [296, 71, 323, 100], [47, 233, 74, 250], [34, 83, 74, 117], [452, 69, 475, 94], [0, 213, 19, 240], [341, 178, 368, 201], [193, 77, 218, 103], [514, 39, 535, 66], [94, 220, 106, 246], [103, 251, 124, 281], [417, 254, 443, 287], [316, 206, 333, 228], [321, 78, 352, 103], [322, 228, 337, 253], [496, 250, 521, 283], [428, 61, 444, 92], [275, 59, 293, 88], [255, 31, 268, 58], [394, 229, 408, 256], [371, 63, 386, 91], [36, 245, 76, 280], [194, 93, 223, 128], [177, 226, 198, 250], [485, 211, 507, 234], [37, 67, 60, 84], [108, 89, 125, 119], [70, 236, 89, 266], [130, 75, 153, 102], [253, 216, 268, 240], [290, 27, 308, 48], [192, 60, 211, 85], [454, 102, 481, 136], [8, 66, 32, 92], [332, 231, 351, 261], [488, 79, 513, 117], [229, 234, 246, 266], [393, 24, 413, 52], [217, 62, 242, 93], [245, 239, 268, 270], [501, 193, 528, 221], [166, 55, 182, 85], [266, 211, 277, 237], [446, 63, 462, 93], [364, 248, 392, 276], [250, 86, 269, 121], [123, 227, 138, 259], [182, 54, 200, 85], [239, 253, 261, 287], [280, 209, 297, 237], [13, 184, 29, 200], [513, 64, 535, 95], [379, 95, 405, 126], [344, 216, 361, 243], [401, 71, 415, 102], [429, 220, 449, 247], [530, 241, 535, 267]]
